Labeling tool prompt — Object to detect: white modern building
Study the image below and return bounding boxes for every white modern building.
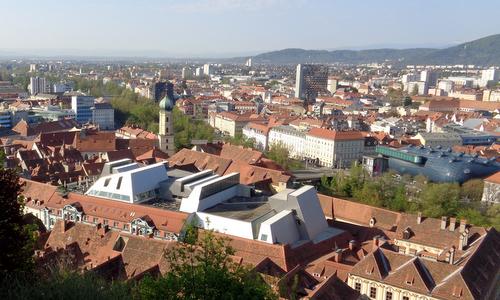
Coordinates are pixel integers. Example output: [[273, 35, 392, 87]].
[[179, 173, 339, 245], [84, 159, 342, 246], [203, 64, 212, 76]]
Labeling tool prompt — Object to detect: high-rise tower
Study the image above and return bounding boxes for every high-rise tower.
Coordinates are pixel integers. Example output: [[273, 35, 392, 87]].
[[294, 64, 328, 102], [158, 82, 176, 156]]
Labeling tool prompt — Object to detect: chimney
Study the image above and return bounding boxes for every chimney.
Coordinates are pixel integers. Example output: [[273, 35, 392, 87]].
[[440, 216, 447, 230], [349, 240, 357, 251], [372, 235, 380, 250], [62, 220, 68, 233], [449, 246, 455, 265], [458, 233, 466, 251], [334, 249, 343, 263], [417, 212, 422, 224], [459, 219, 467, 233], [449, 217, 457, 231]]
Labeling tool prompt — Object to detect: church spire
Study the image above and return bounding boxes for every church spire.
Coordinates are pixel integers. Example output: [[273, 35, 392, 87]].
[[158, 82, 175, 156]]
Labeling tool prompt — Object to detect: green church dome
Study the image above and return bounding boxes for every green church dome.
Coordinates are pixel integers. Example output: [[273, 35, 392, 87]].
[[159, 82, 176, 111]]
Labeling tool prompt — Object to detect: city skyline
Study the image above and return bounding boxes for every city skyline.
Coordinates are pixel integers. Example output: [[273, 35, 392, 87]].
[[2, 0, 500, 57]]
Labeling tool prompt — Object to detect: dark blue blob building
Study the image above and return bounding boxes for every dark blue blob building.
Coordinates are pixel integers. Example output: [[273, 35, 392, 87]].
[[376, 145, 500, 183]]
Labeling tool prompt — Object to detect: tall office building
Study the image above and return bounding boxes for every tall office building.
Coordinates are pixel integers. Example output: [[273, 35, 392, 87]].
[[71, 95, 95, 124], [294, 64, 328, 101], [195, 67, 203, 77], [29, 64, 37, 72], [481, 67, 499, 82], [245, 58, 252, 68], [203, 64, 212, 76], [420, 69, 439, 86], [181, 67, 191, 79], [327, 76, 338, 94], [29, 76, 48, 95]]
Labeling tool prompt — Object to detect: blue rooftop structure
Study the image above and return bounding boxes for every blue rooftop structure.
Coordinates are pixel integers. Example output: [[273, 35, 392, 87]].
[[376, 145, 500, 183]]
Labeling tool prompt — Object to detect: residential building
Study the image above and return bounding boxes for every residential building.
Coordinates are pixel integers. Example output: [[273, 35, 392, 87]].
[[53, 82, 73, 93], [437, 80, 454, 93], [482, 89, 500, 102], [29, 76, 48, 95], [327, 76, 338, 94], [71, 95, 95, 123], [482, 171, 500, 204], [203, 64, 212, 76], [414, 132, 462, 149], [242, 122, 270, 151], [91, 103, 115, 130], [268, 125, 306, 159], [210, 111, 264, 137], [295, 64, 328, 101], [305, 128, 365, 168]]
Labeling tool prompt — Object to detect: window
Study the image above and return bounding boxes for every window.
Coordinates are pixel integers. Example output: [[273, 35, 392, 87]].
[[354, 283, 361, 292], [93, 217, 98, 223], [123, 224, 129, 230], [370, 287, 377, 299], [402, 297, 409, 300], [104, 178, 111, 187], [113, 221, 119, 228], [103, 219, 108, 225], [116, 177, 122, 189], [386, 291, 393, 300], [260, 234, 268, 241]]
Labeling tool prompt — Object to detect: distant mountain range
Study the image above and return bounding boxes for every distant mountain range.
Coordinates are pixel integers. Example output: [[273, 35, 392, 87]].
[[252, 34, 500, 66]]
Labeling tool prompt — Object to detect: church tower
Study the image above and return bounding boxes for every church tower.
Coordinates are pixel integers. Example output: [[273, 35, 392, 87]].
[[158, 82, 175, 156]]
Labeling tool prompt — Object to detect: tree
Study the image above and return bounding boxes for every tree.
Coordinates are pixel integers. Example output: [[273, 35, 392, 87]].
[[1, 271, 131, 300], [0, 168, 36, 278], [460, 179, 484, 202], [403, 96, 412, 107], [0, 148, 5, 167], [418, 183, 460, 218], [136, 228, 276, 300], [354, 181, 383, 207], [265, 142, 303, 171], [224, 133, 255, 149]]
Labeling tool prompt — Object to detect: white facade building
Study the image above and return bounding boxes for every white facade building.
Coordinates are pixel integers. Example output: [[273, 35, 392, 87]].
[[242, 123, 269, 151], [203, 64, 212, 76], [305, 128, 365, 168], [268, 125, 306, 159], [86, 160, 170, 204], [29, 76, 48, 95]]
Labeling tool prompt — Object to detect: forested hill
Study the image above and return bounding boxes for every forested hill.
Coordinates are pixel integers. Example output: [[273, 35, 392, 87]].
[[252, 34, 500, 65]]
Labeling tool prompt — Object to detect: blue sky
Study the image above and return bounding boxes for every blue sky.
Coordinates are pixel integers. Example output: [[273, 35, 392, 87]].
[[1, 0, 500, 57]]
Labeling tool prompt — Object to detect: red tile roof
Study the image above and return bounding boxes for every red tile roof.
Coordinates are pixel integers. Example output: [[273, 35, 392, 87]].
[[308, 128, 365, 141], [22, 179, 188, 234], [484, 171, 500, 184]]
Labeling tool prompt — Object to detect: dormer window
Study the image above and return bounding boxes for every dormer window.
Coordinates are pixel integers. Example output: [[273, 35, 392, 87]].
[[405, 275, 414, 286], [366, 266, 374, 275]]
